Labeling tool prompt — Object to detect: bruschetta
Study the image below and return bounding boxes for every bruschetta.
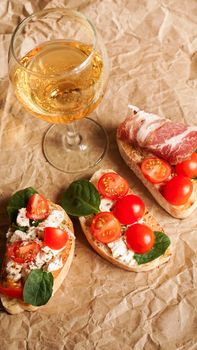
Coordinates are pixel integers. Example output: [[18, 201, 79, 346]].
[[61, 169, 171, 272], [0, 188, 75, 314], [117, 106, 197, 219]]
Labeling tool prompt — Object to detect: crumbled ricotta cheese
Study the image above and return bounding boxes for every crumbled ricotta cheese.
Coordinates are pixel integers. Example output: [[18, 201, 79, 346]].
[[107, 238, 137, 266], [9, 229, 28, 243], [9, 227, 37, 243], [40, 210, 65, 228], [34, 251, 53, 268], [108, 239, 128, 258], [6, 261, 22, 282], [16, 208, 30, 227], [47, 257, 63, 272], [41, 245, 65, 256], [99, 198, 114, 212], [26, 245, 64, 273], [117, 250, 136, 266]]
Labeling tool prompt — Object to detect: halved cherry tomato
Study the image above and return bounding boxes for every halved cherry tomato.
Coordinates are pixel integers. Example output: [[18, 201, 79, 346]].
[[90, 212, 121, 243], [44, 227, 68, 250], [175, 153, 197, 178], [0, 284, 23, 299], [112, 194, 145, 225], [26, 194, 49, 220], [141, 157, 171, 184], [161, 175, 193, 205], [125, 223, 155, 254], [97, 172, 129, 200], [7, 241, 41, 264]]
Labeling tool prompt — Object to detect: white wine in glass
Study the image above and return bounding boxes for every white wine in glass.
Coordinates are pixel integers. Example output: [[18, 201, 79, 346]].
[[9, 9, 109, 173]]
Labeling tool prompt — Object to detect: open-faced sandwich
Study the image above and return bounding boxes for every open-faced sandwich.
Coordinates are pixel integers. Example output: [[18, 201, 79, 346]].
[[61, 169, 171, 272], [117, 105, 197, 219], [0, 188, 75, 314]]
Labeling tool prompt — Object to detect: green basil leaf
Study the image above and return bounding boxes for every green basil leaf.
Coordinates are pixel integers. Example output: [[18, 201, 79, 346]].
[[23, 269, 53, 306], [193, 176, 197, 180], [11, 224, 28, 233], [134, 231, 171, 265], [61, 180, 100, 216], [7, 187, 38, 223], [30, 219, 43, 227]]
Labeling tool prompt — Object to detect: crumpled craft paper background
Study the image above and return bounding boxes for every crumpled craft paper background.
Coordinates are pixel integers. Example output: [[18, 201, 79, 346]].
[[0, 0, 197, 349]]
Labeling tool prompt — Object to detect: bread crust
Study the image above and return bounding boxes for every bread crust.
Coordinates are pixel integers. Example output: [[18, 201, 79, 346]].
[[117, 137, 197, 219], [79, 169, 171, 272], [1, 202, 75, 314]]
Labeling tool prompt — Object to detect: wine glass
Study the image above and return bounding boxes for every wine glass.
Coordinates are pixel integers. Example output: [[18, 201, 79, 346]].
[[8, 8, 109, 173]]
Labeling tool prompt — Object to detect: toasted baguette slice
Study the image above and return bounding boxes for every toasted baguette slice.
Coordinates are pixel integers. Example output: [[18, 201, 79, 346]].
[[79, 169, 171, 272], [117, 137, 197, 219], [1, 202, 75, 314]]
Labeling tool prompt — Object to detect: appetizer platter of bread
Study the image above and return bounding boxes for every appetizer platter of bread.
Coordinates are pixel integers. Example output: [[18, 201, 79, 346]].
[[61, 169, 171, 272], [0, 188, 75, 314], [117, 105, 197, 219]]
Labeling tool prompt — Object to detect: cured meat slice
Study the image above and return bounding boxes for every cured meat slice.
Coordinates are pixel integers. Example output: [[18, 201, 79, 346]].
[[117, 110, 197, 164]]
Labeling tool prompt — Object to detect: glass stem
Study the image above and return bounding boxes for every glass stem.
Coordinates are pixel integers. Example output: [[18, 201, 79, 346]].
[[66, 122, 81, 147]]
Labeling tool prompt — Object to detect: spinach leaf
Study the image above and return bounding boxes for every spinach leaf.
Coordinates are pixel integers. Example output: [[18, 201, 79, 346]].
[[61, 180, 100, 216], [23, 269, 53, 306], [134, 231, 170, 265], [7, 187, 38, 223]]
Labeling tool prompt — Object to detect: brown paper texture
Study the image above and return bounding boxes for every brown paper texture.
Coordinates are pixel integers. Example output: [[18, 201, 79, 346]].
[[0, 0, 197, 349]]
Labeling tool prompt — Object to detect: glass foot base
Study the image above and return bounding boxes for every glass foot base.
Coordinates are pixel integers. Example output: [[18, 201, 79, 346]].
[[43, 117, 108, 173]]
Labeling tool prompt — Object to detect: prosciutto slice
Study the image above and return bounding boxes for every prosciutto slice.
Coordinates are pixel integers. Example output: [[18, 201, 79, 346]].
[[117, 109, 197, 164]]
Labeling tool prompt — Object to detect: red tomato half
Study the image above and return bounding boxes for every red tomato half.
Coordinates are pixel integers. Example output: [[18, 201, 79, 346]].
[[141, 157, 171, 184], [91, 212, 121, 243], [26, 194, 49, 220], [125, 223, 155, 254], [161, 175, 193, 205], [97, 172, 129, 200], [112, 194, 145, 225], [44, 227, 68, 250], [175, 153, 197, 178], [0, 284, 23, 299], [7, 241, 41, 264]]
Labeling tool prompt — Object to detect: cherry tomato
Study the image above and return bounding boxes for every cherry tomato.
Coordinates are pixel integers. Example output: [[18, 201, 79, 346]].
[[90, 212, 121, 243], [162, 175, 193, 205], [112, 194, 145, 225], [0, 284, 23, 299], [141, 157, 171, 184], [26, 194, 49, 220], [125, 223, 155, 254], [97, 172, 129, 200], [175, 153, 197, 178], [44, 227, 68, 250], [7, 241, 41, 264]]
